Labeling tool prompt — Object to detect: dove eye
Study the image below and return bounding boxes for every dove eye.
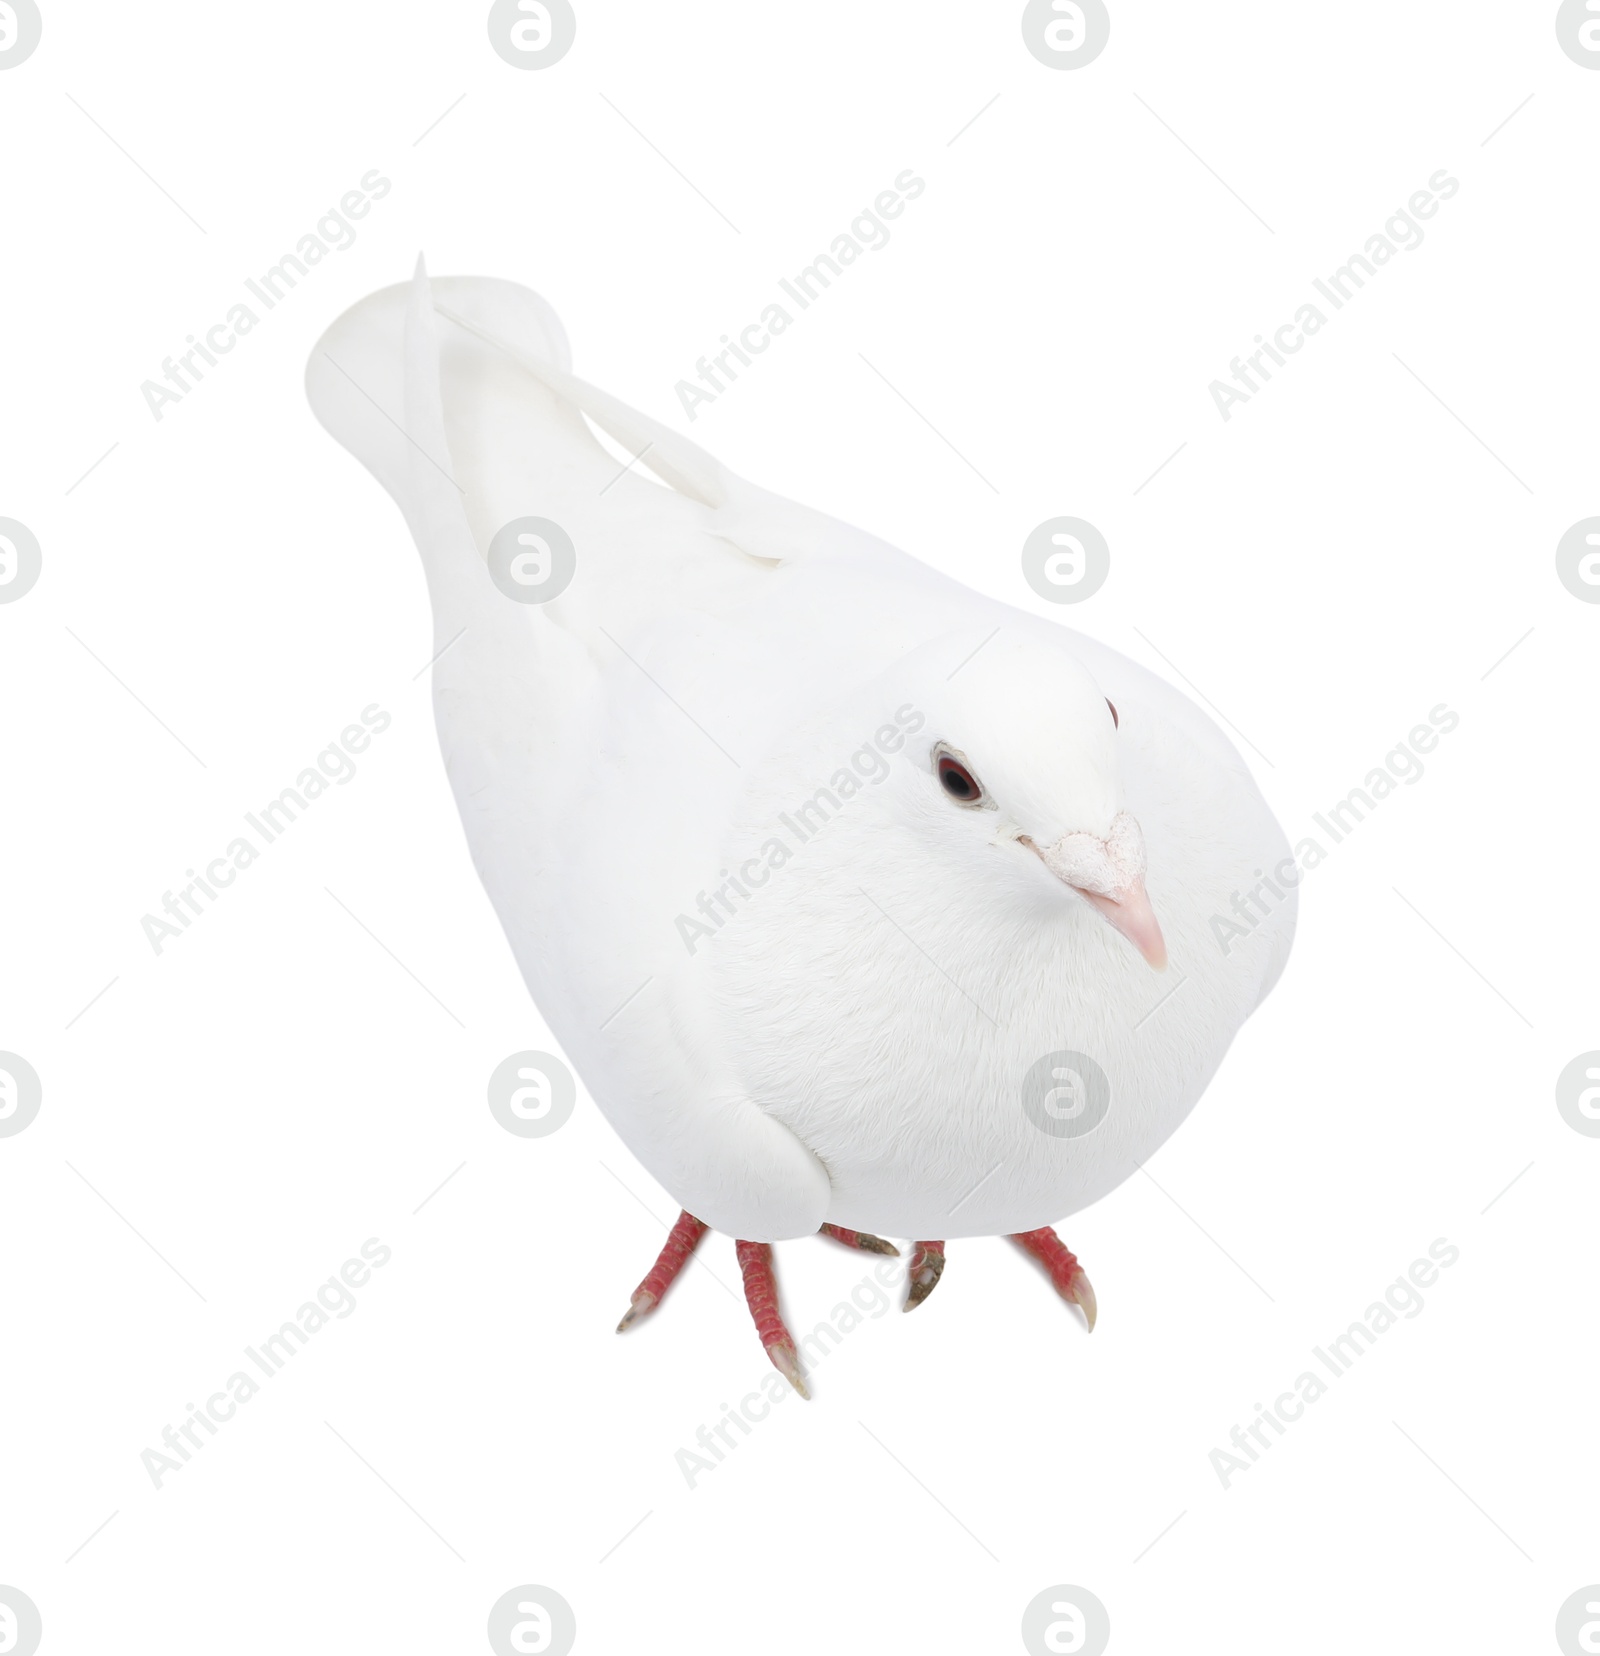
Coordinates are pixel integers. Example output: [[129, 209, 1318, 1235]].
[[937, 752, 984, 804], [1107, 699, 1119, 729]]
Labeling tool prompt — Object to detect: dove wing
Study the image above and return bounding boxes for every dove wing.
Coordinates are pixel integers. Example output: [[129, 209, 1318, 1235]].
[[307, 265, 842, 1238]]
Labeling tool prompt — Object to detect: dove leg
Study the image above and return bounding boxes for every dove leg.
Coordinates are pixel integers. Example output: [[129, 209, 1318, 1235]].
[[818, 1223, 899, 1256], [903, 1240, 947, 1311], [616, 1210, 709, 1332], [1009, 1226, 1098, 1330], [735, 1240, 810, 1401]]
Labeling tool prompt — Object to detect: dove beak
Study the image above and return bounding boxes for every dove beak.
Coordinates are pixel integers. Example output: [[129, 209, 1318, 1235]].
[[1026, 813, 1169, 971], [1072, 878, 1169, 971]]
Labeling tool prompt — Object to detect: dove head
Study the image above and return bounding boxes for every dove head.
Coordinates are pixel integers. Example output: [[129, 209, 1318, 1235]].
[[891, 628, 1167, 971]]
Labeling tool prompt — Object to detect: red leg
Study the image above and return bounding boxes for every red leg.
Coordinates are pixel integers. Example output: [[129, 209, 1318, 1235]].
[[903, 1239, 946, 1311], [818, 1223, 899, 1256], [736, 1240, 809, 1399], [616, 1210, 708, 1331], [1009, 1226, 1098, 1330]]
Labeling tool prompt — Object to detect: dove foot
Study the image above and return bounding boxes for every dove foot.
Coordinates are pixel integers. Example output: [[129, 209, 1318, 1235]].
[[735, 1239, 810, 1400], [818, 1223, 900, 1256], [1009, 1226, 1097, 1330], [616, 1210, 709, 1332], [903, 1240, 947, 1311]]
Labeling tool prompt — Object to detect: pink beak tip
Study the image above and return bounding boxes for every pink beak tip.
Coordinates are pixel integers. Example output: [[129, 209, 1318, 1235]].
[[1074, 881, 1169, 972]]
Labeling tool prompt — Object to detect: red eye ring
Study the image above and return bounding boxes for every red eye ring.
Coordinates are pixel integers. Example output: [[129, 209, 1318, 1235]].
[[1107, 699, 1119, 729], [938, 754, 982, 802]]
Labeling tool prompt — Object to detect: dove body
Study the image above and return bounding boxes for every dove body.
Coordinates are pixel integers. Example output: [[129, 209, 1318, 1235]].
[[306, 271, 1294, 1252]]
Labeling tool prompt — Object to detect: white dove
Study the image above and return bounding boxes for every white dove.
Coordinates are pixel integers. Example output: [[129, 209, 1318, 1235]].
[[306, 263, 1295, 1396]]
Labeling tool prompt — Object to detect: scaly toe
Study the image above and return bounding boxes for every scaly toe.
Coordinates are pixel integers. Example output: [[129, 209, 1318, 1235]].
[[615, 1211, 708, 1334], [737, 1238, 811, 1399], [819, 1223, 900, 1256]]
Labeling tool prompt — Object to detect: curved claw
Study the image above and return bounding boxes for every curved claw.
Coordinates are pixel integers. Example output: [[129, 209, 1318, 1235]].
[[1009, 1226, 1097, 1331], [764, 1340, 812, 1400], [819, 1223, 900, 1257], [616, 1290, 656, 1333], [903, 1240, 946, 1311]]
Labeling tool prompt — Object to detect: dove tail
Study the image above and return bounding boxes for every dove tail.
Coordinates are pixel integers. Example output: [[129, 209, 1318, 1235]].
[[306, 261, 573, 512], [429, 295, 736, 511], [306, 259, 592, 648]]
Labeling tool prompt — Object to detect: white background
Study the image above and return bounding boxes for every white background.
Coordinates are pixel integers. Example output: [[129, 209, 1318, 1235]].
[[1, 3, 1597, 1652]]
